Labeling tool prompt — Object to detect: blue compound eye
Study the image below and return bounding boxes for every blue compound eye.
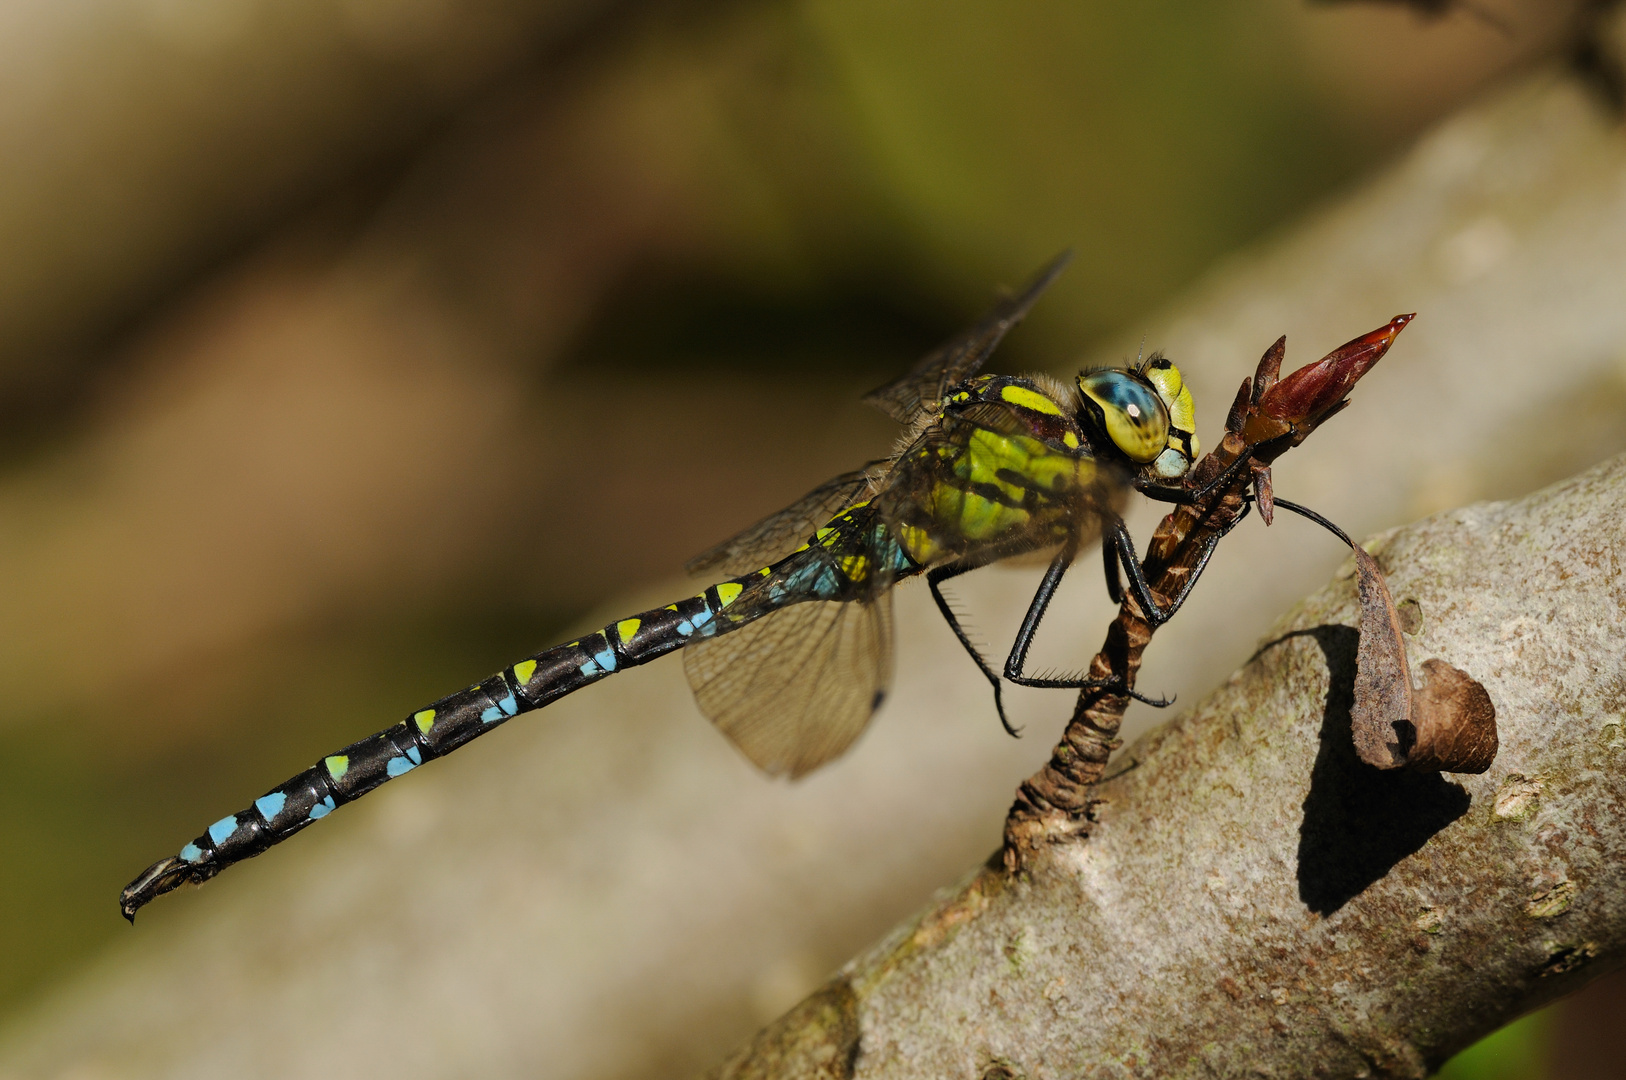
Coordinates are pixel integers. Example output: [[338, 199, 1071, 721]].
[[1076, 370, 1170, 464]]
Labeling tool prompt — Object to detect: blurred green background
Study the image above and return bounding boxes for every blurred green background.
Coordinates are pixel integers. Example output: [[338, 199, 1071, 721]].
[[0, 0, 1619, 1075]]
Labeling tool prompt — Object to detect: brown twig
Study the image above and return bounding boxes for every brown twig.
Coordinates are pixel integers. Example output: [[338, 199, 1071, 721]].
[[1004, 315, 1416, 870]]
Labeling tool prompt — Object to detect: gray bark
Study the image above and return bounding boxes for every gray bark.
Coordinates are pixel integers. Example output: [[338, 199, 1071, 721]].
[[715, 452, 1626, 1080]]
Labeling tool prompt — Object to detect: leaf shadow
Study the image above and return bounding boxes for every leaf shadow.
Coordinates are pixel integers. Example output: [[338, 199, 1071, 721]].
[[1264, 625, 1471, 915]]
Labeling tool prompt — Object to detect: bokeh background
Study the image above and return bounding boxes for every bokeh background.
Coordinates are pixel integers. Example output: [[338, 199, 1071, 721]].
[[0, 0, 1623, 1076]]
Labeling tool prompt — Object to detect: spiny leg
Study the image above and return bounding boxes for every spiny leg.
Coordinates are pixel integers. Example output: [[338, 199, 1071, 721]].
[[927, 557, 1021, 736], [1002, 540, 1171, 707], [1107, 500, 1253, 630], [1135, 446, 1258, 506]]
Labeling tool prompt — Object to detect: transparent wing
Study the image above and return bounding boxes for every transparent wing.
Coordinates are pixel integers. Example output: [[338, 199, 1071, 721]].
[[685, 464, 885, 578], [862, 251, 1072, 426], [683, 592, 894, 779]]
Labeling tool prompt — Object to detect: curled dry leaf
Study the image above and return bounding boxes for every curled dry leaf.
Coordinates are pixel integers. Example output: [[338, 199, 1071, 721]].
[[1407, 658, 1498, 773], [1350, 545, 1497, 774]]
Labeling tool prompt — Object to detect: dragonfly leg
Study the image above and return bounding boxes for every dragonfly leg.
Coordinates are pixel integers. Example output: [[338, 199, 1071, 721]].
[[1107, 500, 1253, 629], [1102, 532, 1124, 604], [1001, 541, 1169, 706], [927, 558, 1020, 736], [1135, 447, 1256, 506], [1271, 497, 1356, 548]]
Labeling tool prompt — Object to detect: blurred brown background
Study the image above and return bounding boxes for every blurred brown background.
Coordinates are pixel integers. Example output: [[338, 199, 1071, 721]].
[[0, 1, 1621, 1077]]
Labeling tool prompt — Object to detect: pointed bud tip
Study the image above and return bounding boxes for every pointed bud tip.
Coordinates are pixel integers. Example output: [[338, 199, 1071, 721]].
[[1257, 313, 1413, 423]]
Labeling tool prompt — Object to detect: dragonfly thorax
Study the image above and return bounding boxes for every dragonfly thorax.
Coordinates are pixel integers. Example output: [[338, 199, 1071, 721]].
[[875, 375, 1105, 567]]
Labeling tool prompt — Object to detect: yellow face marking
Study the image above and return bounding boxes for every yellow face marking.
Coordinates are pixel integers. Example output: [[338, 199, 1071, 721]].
[[616, 618, 641, 643], [1145, 362, 1197, 450], [325, 755, 350, 781], [1000, 383, 1064, 416], [513, 660, 537, 685], [413, 709, 436, 733], [716, 582, 744, 607]]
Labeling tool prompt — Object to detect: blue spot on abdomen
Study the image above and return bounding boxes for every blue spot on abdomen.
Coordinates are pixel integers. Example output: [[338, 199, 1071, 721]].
[[180, 842, 204, 863], [207, 816, 239, 845], [309, 796, 336, 820], [254, 793, 287, 821]]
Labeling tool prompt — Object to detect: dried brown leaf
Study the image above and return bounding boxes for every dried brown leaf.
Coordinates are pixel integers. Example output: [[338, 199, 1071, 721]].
[[1352, 544, 1412, 769]]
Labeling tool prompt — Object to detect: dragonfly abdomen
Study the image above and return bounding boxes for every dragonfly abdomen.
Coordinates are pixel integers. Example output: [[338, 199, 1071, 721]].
[[119, 581, 760, 920]]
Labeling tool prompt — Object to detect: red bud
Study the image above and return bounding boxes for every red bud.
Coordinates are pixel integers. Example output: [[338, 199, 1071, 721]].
[[1259, 314, 1413, 424]]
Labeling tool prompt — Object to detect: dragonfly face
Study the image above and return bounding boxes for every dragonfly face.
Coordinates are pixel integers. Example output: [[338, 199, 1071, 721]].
[[1077, 354, 1199, 481]]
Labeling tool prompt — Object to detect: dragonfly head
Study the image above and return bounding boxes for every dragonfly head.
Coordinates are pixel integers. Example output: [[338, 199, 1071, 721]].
[[1076, 354, 1199, 479]]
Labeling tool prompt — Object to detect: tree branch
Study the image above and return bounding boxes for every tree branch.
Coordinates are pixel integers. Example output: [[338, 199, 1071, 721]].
[[716, 452, 1626, 1078]]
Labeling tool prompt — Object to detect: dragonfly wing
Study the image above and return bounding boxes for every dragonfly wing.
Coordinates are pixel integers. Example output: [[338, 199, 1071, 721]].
[[685, 465, 885, 578], [683, 590, 895, 778], [862, 251, 1072, 426]]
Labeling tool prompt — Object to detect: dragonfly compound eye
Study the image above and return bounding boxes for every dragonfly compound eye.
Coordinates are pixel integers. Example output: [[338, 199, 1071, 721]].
[[1076, 370, 1170, 464]]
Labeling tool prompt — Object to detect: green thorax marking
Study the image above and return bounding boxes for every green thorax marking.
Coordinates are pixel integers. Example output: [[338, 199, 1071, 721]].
[[915, 379, 1096, 547]]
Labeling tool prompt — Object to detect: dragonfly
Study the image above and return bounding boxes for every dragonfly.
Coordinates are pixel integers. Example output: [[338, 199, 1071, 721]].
[[121, 251, 1219, 920]]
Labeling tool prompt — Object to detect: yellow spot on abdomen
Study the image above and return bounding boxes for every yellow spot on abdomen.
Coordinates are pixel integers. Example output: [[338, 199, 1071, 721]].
[[839, 555, 869, 581], [413, 709, 436, 733], [616, 618, 641, 643], [897, 523, 938, 564], [1000, 383, 1064, 415], [325, 756, 349, 781], [513, 660, 538, 685], [716, 582, 743, 607]]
